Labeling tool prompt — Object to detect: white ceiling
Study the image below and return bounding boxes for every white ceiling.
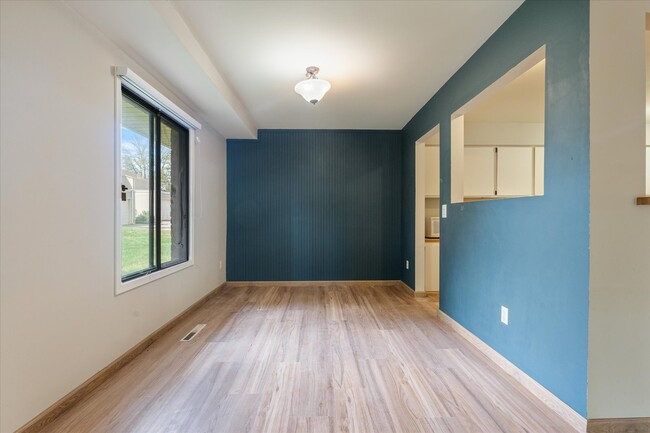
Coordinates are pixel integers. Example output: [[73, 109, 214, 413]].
[[465, 59, 545, 123], [68, 0, 523, 138]]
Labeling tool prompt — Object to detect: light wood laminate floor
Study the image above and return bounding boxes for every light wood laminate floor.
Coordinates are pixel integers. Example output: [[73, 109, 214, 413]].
[[42, 283, 577, 433]]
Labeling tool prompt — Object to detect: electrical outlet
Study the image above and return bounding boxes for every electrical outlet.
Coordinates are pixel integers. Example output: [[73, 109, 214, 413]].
[[501, 306, 509, 325], [442, 204, 447, 218], [406, 260, 409, 270], [219, 260, 223, 269]]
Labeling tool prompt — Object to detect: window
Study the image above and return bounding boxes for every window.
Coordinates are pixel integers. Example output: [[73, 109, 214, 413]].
[[115, 67, 199, 293], [451, 46, 545, 203]]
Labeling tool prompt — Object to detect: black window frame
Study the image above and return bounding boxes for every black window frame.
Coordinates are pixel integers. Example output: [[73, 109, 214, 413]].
[[121, 86, 190, 283]]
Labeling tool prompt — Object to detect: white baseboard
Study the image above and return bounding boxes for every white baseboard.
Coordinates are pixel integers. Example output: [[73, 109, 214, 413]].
[[437, 310, 587, 433], [225, 280, 403, 287]]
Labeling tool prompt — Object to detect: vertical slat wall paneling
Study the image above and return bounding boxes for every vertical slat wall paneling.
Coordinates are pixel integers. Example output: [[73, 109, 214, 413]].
[[227, 130, 402, 281]]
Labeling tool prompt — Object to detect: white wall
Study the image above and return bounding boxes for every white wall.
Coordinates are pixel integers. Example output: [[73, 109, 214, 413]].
[[589, 1, 650, 419], [0, 2, 227, 432], [425, 197, 440, 218], [464, 122, 544, 146]]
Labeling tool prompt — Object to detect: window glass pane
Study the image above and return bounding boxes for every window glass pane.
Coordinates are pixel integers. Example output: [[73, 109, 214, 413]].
[[121, 93, 156, 278], [160, 117, 189, 267]]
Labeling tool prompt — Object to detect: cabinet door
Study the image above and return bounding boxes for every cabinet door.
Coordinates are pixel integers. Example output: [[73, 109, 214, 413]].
[[497, 147, 534, 196], [534, 147, 544, 196], [464, 147, 495, 197], [424, 146, 440, 197], [424, 243, 440, 292]]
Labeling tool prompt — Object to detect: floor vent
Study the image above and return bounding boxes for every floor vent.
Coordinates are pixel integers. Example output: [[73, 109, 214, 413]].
[[181, 324, 206, 342]]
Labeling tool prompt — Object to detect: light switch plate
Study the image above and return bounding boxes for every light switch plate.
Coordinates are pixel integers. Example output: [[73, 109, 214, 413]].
[[501, 306, 509, 325], [442, 204, 447, 218]]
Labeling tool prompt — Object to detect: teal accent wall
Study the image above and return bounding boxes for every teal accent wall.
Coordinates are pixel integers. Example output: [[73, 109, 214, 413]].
[[228, 129, 402, 281], [401, 0, 589, 416]]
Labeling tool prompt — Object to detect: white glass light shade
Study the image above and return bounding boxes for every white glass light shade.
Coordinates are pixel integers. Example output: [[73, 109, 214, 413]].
[[294, 78, 331, 105]]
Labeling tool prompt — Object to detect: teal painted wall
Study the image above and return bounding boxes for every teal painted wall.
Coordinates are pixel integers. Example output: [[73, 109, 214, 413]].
[[228, 130, 402, 281], [401, 0, 589, 416]]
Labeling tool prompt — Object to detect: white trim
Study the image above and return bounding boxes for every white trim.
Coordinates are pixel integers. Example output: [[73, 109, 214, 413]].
[[437, 310, 587, 433], [113, 73, 197, 296], [225, 280, 405, 287], [113, 66, 201, 130], [114, 76, 122, 295], [119, 260, 194, 294]]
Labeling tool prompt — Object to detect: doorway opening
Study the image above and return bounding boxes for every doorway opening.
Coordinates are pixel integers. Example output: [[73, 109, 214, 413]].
[[415, 124, 440, 296]]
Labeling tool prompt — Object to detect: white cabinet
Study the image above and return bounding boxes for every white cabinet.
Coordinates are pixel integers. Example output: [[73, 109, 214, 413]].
[[424, 146, 440, 197], [464, 147, 495, 197], [497, 147, 534, 196], [462, 145, 543, 199], [534, 147, 544, 196], [424, 242, 440, 292]]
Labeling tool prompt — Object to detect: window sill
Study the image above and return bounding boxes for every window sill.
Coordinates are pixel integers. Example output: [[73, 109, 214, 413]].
[[636, 196, 650, 206], [116, 259, 194, 295]]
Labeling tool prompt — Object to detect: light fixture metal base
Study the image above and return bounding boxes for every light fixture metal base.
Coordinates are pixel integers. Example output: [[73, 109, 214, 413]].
[[305, 66, 320, 78]]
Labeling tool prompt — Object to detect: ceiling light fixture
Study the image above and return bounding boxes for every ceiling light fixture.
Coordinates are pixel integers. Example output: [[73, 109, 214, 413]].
[[294, 66, 331, 105]]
